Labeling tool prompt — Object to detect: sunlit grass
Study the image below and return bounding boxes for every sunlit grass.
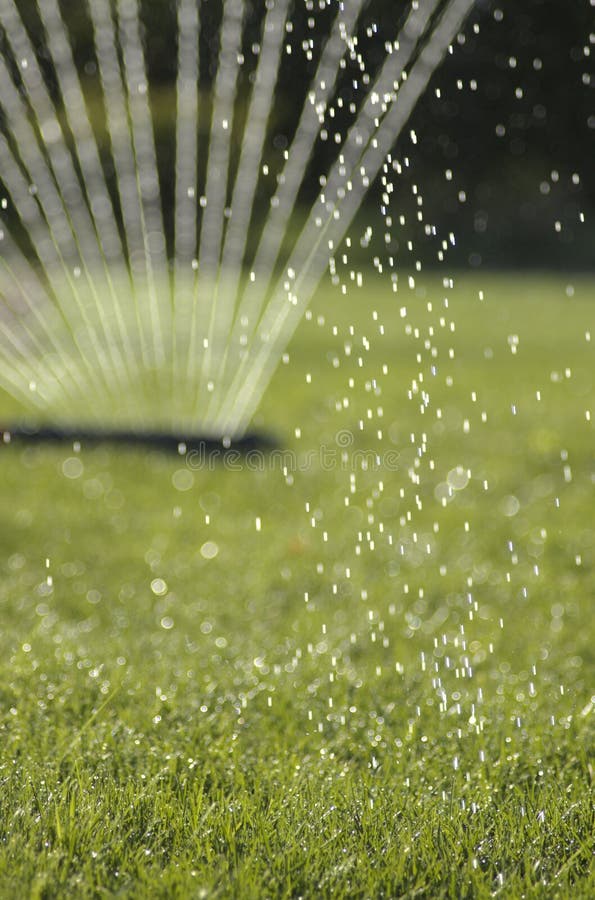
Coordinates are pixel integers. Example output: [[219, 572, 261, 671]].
[[0, 273, 593, 898]]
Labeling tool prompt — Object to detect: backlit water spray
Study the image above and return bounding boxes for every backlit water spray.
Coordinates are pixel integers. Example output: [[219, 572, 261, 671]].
[[0, 0, 474, 435]]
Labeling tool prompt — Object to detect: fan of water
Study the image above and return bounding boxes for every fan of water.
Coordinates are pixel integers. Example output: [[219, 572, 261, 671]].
[[0, 0, 475, 438]]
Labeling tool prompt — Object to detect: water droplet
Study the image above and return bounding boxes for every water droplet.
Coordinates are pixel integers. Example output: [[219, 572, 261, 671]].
[[62, 457, 84, 479], [200, 541, 219, 560]]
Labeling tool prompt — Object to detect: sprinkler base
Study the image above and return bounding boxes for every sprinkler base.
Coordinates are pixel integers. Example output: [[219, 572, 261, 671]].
[[0, 424, 277, 455]]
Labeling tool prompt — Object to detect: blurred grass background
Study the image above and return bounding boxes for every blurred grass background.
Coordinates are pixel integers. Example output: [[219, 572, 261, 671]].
[[0, 273, 593, 896]]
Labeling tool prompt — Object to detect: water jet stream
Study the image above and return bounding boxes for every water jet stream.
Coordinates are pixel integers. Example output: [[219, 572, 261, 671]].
[[172, 0, 200, 407], [189, 0, 245, 401], [202, 0, 291, 402], [0, 6, 133, 399], [209, 0, 368, 420]]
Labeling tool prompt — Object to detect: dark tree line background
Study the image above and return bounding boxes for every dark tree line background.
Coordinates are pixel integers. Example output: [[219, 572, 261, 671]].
[[3, 0, 593, 271], [142, 0, 595, 270], [410, 0, 594, 269]]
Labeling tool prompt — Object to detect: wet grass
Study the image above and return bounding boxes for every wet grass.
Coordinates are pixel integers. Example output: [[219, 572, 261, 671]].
[[0, 272, 593, 898]]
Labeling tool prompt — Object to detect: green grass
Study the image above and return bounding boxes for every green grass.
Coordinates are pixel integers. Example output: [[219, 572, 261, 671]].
[[0, 272, 593, 898]]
